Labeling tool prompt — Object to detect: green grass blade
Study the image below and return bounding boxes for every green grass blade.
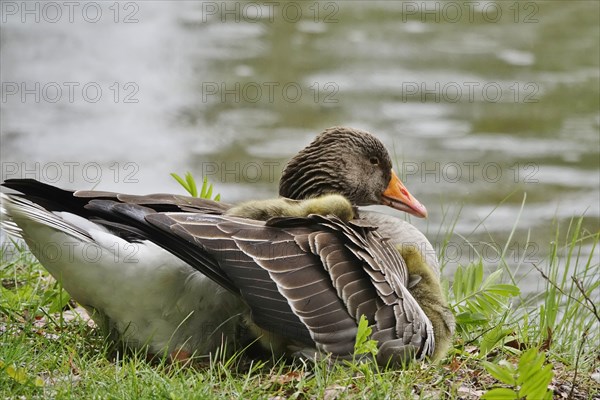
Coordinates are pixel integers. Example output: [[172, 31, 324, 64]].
[[170, 173, 190, 193], [185, 172, 198, 197]]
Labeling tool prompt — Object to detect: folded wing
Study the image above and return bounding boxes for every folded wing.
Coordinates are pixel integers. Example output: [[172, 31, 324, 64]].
[[145, 212, 435, 362]]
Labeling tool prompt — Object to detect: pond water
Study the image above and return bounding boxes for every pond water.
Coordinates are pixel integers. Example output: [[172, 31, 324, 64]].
[[1, 1, 598, 293]]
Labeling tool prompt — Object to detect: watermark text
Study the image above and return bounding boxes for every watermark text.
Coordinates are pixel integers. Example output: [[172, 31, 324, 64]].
[[201, 81, 338, 104], [200, 1, 339, 23], [401, 82, 539, 103], [2, 82, 140, 104], [1, 1, 140, 23], [401, 1, 539, 23], [1, 162, 140, 184]]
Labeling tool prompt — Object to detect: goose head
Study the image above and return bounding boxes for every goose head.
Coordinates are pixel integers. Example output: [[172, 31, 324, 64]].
[[279, 126, 428, 218]]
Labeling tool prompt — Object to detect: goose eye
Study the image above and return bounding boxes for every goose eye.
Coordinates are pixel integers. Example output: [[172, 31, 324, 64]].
[[369, 157, 379, 166]]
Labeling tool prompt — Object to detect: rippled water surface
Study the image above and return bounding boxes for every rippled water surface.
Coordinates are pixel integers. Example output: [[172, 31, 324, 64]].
[[1, 1, 599, 290]]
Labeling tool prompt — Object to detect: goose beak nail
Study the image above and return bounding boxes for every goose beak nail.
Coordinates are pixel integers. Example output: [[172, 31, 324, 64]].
[[382, 170, 428, 218]]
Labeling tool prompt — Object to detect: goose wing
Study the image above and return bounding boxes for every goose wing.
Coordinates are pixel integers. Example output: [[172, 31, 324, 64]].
[[145, 212, 435, 362]]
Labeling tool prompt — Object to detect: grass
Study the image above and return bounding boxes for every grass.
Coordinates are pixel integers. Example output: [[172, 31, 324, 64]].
[[1, 210, 599, 399]]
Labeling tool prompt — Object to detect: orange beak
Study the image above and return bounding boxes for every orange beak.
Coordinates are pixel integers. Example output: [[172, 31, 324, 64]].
[[381, 170, 428, 218]]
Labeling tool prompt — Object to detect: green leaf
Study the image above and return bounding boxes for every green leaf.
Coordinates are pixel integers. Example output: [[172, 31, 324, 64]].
[[482, 361, 516, 386], [453, 265, 464, 300], [455, 311, 489, 324], [480, 325, 511, 355], [520, 363, 553, 399], [465, 262, 483, 294], [5, 365, 28, 384], [482, 269, 503, 287], [488, 284, 521, 297], [517, 348, 542, 381], [354, 315, 378, 356], [481, 388, 519, 400], [450, 261, 520, 345], [483, 348, 553, 400]]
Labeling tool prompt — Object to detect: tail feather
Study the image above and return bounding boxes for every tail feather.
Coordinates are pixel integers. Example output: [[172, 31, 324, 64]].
[[1, 193, 92, 243], [2, 179, 91, 214]]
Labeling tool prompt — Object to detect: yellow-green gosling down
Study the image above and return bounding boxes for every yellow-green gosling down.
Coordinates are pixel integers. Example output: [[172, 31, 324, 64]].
[[397, 244, 454, 361], [1, 126, 455, 366], [227, 194, 355, 222]]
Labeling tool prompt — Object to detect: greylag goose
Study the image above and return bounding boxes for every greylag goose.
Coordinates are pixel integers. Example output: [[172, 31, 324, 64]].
[[0, 127, 454, 365]]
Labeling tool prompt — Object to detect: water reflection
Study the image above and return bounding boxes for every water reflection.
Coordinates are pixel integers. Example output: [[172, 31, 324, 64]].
[[1, 1, 598, 290]]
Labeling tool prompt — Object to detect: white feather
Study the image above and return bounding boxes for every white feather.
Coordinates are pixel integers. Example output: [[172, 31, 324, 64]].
[[1, 193, 244, 356]]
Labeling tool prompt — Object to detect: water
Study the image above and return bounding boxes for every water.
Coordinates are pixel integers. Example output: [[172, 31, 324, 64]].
[[1, 1, 598, 292]]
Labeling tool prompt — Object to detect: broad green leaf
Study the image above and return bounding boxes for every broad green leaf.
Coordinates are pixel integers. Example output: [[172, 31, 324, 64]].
[[480, 325, 511, 355], [482, 361, 516, 386], [451, 260, 520, 346], [482, 269, 503, 287], [492, 284, 521, 293], [455, 312, 489, 324], [481, 388, 518, 400], [542, 389, 554, 400], [517, 348, 540, 374], [467, 263, 483, 294], [520, 363, 553, 399]]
